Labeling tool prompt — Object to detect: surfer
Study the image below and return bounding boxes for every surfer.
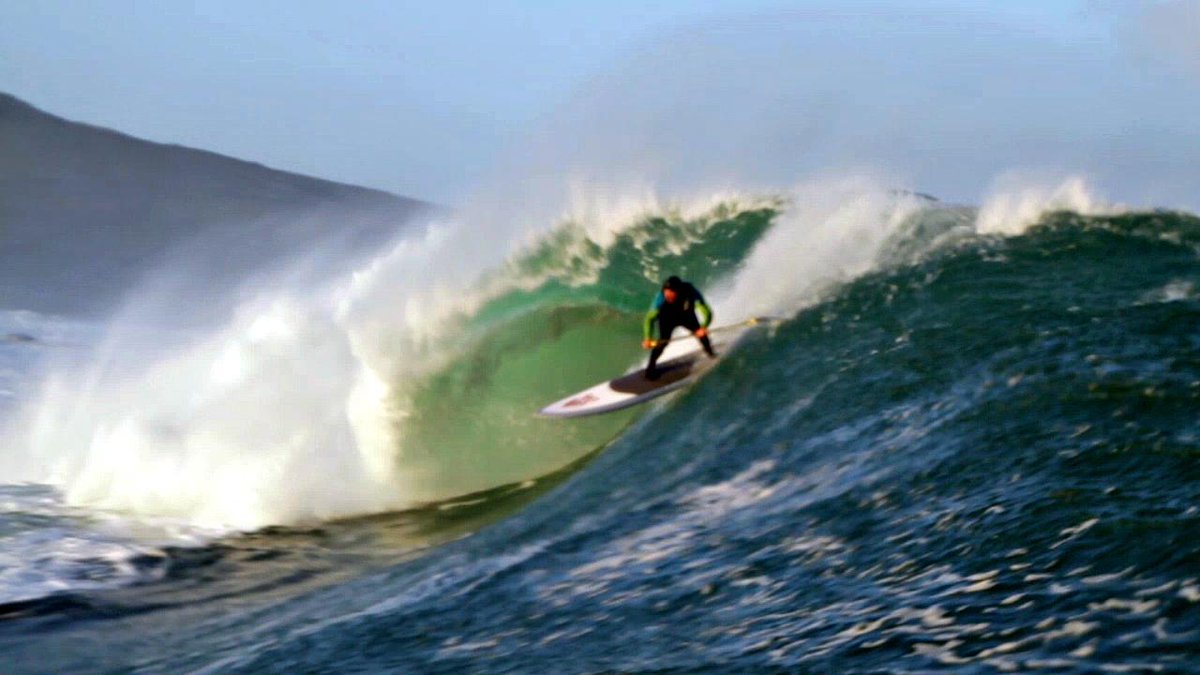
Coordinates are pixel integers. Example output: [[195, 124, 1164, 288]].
[[643, 275, 715, 380]]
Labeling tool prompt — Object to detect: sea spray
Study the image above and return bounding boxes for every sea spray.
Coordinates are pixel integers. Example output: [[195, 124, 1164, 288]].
[[3, 175, 1124, 530]]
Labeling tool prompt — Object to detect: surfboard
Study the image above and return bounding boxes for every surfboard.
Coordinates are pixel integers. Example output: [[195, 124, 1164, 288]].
[[538, 317, 777, 419]]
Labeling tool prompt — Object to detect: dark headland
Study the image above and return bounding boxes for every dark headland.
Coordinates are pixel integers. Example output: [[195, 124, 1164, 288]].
[[0, 93, 434, 316]]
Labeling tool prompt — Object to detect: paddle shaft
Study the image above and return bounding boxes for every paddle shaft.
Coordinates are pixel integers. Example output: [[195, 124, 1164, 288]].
[[645, 316, 780, 347]]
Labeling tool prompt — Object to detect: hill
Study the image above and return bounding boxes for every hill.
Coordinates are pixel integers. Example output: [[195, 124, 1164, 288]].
[[0, 93, 432, 315]]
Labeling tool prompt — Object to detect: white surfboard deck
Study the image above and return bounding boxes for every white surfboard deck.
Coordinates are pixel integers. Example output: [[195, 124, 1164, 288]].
[[538, 317, 776, 419]]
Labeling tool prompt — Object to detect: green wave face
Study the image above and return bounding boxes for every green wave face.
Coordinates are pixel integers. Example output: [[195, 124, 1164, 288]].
[[390, 205, 779, 501], [387, 204, 1200, 503]]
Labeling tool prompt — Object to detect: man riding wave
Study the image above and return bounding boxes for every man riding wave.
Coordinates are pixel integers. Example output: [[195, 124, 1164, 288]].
[[642, 275, 716, 380]]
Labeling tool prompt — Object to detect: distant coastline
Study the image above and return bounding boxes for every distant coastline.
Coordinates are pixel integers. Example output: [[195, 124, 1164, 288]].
[[0, 93, 434, 316]]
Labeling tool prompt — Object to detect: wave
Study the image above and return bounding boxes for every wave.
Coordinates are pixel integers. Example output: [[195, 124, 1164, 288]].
[[0, 173, 1185, 531], [85, 199, 1200, 672]]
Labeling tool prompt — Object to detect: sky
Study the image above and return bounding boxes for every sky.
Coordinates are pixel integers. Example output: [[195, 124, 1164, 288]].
[[2, 1, 1198, 208]]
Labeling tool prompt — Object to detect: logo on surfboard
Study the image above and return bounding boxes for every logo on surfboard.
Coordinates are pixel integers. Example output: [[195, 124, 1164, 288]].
[[562, 393, 599, 408]]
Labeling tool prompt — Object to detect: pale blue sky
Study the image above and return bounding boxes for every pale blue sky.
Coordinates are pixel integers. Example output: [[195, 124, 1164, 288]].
[[2, 1, 1196, 208]]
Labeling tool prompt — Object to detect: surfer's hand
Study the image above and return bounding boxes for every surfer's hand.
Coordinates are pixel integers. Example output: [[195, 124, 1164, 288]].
[[695, 327, 708, 339], [643, 339, 656, 349]]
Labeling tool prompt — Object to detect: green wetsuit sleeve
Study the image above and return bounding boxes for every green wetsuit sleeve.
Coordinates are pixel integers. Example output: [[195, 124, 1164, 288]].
[[643, 308, 659, 340], [696, 300, 712, 328]]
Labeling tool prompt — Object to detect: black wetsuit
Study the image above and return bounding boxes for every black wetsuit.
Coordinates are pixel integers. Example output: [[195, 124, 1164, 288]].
[[644, 281, 714, 378]]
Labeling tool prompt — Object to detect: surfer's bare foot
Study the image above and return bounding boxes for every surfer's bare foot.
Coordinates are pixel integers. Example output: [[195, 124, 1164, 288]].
[[645, 368, 660, 381]]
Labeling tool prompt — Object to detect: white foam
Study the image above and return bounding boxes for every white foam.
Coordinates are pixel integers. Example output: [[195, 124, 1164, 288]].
[[0, 487, 172, 604], [1139, 279, 1197, 305], [712, 173, 925, 320], [976, 173, 1119, 236]]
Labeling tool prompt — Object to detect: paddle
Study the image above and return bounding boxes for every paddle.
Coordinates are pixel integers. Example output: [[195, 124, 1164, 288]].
[[643, 316, 783, 348]]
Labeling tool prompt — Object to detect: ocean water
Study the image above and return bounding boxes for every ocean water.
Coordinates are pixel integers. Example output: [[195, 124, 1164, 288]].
[[1, 194, 1199, 672]]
